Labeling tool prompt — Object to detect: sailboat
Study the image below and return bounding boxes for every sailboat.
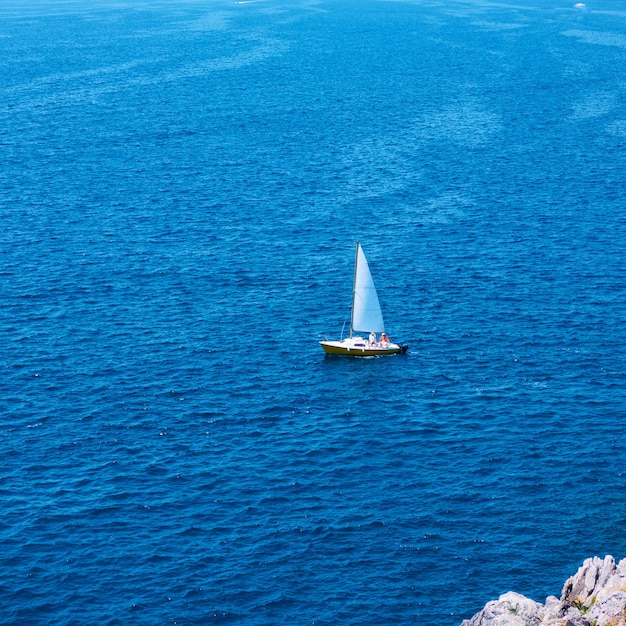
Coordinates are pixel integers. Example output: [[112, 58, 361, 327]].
[[320, 242, 408, 357]]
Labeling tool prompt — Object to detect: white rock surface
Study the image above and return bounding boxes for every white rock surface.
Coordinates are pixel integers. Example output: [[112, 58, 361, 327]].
[[461, 555, 626, 626]]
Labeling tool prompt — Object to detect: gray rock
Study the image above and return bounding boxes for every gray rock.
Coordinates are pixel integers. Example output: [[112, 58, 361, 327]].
[[561, 555, 617, 609], [461, 555, 626, 626], [587, 590, 626, 625], [460, 592, 542, 626]]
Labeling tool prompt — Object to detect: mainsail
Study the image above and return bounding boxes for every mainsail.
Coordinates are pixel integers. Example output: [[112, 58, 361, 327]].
[[351, 242, 385, 335]]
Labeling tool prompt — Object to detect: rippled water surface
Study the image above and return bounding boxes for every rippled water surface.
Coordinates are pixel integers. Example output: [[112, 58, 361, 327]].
[[1, 1, 626, 624]]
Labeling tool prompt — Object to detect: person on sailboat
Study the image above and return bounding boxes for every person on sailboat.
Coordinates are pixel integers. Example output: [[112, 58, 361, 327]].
[[379, 332, 390, 347], [369, 331, 377, 347]]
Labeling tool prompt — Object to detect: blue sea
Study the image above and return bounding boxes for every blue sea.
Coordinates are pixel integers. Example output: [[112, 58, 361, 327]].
[[1, 0, 626, 624]]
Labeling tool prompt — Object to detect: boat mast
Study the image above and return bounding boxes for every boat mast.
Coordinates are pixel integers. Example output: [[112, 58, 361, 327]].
[[350, 241, 359, 338]]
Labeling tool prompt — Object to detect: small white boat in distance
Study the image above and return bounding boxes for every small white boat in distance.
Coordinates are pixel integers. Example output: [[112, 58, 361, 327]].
[[320, 242, 408, 357]]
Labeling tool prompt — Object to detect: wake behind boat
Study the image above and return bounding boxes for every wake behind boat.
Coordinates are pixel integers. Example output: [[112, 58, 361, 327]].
[[320, 242, 408, 357]]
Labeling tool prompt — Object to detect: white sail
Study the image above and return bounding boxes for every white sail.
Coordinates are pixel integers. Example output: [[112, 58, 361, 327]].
[[351, 243, 385, 334]]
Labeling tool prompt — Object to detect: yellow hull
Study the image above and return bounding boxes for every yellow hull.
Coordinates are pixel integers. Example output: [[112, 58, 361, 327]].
[[320, 339, 407, 357]]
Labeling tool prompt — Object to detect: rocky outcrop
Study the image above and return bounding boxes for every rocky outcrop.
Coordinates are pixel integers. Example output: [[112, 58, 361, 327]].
[[461, 556, 626, 626]]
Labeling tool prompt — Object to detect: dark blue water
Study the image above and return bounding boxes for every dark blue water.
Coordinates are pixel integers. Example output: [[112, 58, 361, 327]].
[[2, 1, 626, 624]]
